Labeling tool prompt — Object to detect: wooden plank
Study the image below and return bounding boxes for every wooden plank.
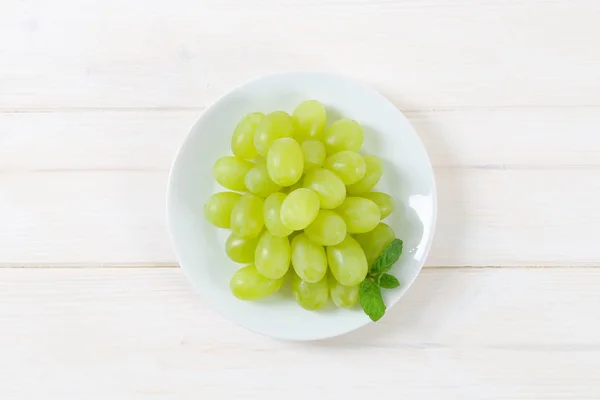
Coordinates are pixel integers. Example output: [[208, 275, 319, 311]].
[[2, 108, 599, 172], [1, 168, 598, 266], [1, 1, 599, 108], [0, 267, 598, 399]]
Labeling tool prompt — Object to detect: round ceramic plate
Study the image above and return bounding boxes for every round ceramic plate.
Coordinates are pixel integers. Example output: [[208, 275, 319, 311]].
[[167, 72, 437, 340]]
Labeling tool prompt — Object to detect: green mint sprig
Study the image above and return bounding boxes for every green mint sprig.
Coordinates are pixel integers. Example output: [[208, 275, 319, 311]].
[[359, 239, 403, 321]]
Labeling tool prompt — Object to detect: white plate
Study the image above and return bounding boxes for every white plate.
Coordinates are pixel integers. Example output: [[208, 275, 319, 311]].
[[167, 72, 437, 340]]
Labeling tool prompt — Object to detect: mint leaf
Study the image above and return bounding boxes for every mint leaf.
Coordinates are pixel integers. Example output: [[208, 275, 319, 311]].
[[359, 278, 386, 321], [379, 273, 400, 289], [371, 239, 403, 275]]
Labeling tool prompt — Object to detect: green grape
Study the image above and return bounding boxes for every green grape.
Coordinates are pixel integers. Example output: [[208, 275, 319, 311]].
[[254, 111, 294, 157], [231, 112, 264, 159], [244, 161, 281, 198], [213, 156, 254, 191], [304, 209, 347, 246], [288, 230, 302, 242], [326, 235, 368, 286], [292, 272, 329, 310], [361, 192, 395, 219], [291, 233, 327, 283], [323, 119, 363, 155], [292, 100, 327, 142], [225, 232, 259, 264], [335, 197, 381, 234], [354, 222, 395, 266], [280, 188, 320, 230], [328, 273, 359, 308], [303, 168, 346, 209], [230, 193, 264, 238], [323, 150, 366, 185], [263, 193, 294, 237], [230, 264, 284, 300], [255, 231, 291, 279], [283, 179, 304, 194], [346, 155, 383, 195], [301, 140, 326, 171], [204, 192, 242, 228], [267, 138, 304, 186]]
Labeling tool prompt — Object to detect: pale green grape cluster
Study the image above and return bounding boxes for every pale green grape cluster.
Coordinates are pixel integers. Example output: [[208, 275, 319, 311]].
[[203, 100, 398, 310]]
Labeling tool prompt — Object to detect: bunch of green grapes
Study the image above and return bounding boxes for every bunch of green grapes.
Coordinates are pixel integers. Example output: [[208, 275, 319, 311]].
[[204, 100, 397, 311]]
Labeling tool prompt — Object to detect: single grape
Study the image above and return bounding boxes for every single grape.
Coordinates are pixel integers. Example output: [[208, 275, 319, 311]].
[[323, 150, 366, 185], [291, 233, 327, 283], [230, 264, 284, 300], [346, 155, 383, 195], [213, 156, 253, 192], [303, 168, 346, 209], [361, 192, 395, 219], [323, 119, 363, 154], [292, 272, 329, 310], [280, 188, 320, 230], [292, 100, 327, 142], [263, 193, 294, 237], [335, 197, 381, 234], [230, 193, 264, 238], [254, 111, 294, 157], [301, 140, 326, 171], [354, 222, 395, 266], [328, 273, 359, 308], [204, 192, 241, 228], [255, 231, 291, 279], [304, 209, 347, 246], [326, 235, 368, 286], [225, 232, 260, 264], [244, 161, 281, 198], [267, 138, 304, 187], [231, 112, 264, 159]]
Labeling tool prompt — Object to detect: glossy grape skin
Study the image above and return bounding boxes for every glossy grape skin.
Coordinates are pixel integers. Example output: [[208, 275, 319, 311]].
[[323, 150, 366, 185], [304, 210, 347, 246], [230, 264, 284, 300], [267, 138, 304, 187], [244, 161, 281, 198], [254, 111, 294, 157], [354, 222, 395, 266], [301, 140, 326, 171], [291, 233, 327, 283], [326, 235, 368, 286], [231, 112, 264, 159], [230, 194, 264, 238], [280, 188, 320, 230], [328, 273, 359, 308], [263, 193, 294, 237], [361, 192, 395, 219], [203, 192, 242, 228], [255, 231, 291, 279], [225, 232, 259, 264], [292, 272, 329, 310], [346, 155, 384, 195], [323, 119, 363, 155], [303, 168, 346, 209], [213, 156, 253, 191], [335, 197, 381, 234], [292, 100, 327, 142]]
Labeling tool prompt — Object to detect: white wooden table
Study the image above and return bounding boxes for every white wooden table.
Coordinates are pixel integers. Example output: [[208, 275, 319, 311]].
[[2, 1, 600, 398]]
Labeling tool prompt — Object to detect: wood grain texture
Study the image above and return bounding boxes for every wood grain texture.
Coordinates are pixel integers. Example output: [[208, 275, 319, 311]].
[[1, 110, 599, 266], [0, 267, 599, 399], [1, 0, 600, 109]]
